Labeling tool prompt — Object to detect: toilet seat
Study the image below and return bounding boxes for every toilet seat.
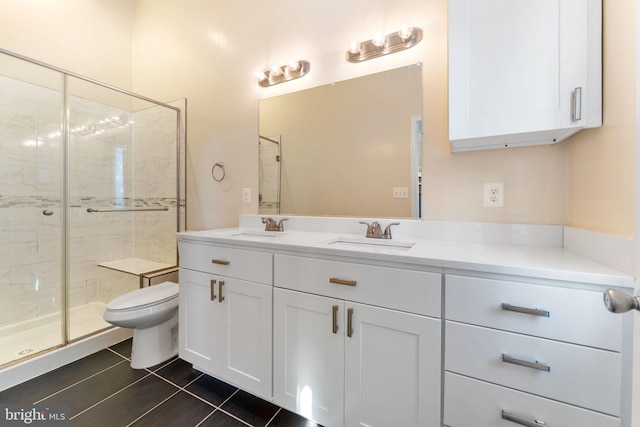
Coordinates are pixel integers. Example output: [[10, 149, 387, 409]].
[[106, 281, 179, 312]]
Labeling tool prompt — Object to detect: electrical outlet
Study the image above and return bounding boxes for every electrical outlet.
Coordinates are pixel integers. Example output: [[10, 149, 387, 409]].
[[393, 187, 409, 199], [242, 187, 251, 204], [483, 182, 504, 207]]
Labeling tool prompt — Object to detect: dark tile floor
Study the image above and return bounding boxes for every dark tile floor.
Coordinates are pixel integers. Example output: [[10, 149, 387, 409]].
[[0, 339, 320, 427]]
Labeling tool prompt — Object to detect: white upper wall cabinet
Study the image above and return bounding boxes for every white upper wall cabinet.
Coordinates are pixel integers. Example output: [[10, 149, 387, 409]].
[[448, 0, 602, 152]]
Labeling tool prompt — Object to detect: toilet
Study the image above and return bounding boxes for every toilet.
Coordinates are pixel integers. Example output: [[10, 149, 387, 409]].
[[103, 281, 179, 369]]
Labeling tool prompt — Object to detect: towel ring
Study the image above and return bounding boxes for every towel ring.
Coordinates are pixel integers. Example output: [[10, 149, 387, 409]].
[[212, 162, 225, 182]]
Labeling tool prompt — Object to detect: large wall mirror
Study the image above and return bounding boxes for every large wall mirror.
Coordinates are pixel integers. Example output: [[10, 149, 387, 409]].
[[259, 64, 422, 218]]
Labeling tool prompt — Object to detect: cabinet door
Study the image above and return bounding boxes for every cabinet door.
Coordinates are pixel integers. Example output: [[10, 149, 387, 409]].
[[273, 288, 344, 427], [218, 278, 272, 400], [344, 303, 441, 427], [449, 0, 592, 147], [179, 268, 219, 374]]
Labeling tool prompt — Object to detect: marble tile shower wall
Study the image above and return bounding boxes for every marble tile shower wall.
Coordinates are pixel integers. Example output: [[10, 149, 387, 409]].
[[0, 75, 178, 328]]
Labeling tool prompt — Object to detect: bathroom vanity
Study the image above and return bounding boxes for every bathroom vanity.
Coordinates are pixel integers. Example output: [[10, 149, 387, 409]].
[[177, 217, 633, 427]]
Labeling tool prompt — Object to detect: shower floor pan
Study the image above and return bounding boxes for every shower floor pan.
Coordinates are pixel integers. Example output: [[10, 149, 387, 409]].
[[0, 302, 111, 367]]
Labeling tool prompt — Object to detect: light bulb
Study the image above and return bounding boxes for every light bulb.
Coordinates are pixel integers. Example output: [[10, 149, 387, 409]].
[[286, 60, 300, 72], [348, 41, 362, 54], [398, 24, 414, 40], [371, 31, 386, 47], [256, 71, 268, 82], [270, 65, 283, 77]]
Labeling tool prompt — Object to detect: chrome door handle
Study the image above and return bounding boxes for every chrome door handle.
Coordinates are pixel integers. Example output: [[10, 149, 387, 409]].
[[42, 209, 54, 216], [604, 288, 640, 313], [572, 86, 582, 121], [210, 279, 217, 301], [502, 354, 550, 372], [502, 303, 550, 318], [501, 410, 547, 427], [347, 308, 354, 338]]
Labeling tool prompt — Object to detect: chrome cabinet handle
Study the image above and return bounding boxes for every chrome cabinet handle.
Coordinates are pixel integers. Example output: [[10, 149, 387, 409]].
[[219, 280, 225, 303], [501, 303, 550, 318], [210, 279, 217, 301], [347, 308, 354, 338], [329, 278, 357, 287], [42, 209, 54, 216], [571, 87, 582, 122], [572, 86, 582, 121], [212, 259, 230, 266], [501, 410, 547, 427], [502, 354, 550, 372], [332, 305, 339, 334]]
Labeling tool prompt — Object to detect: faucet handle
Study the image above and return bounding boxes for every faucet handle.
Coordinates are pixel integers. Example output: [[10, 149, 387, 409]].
[[383, 222, 400, 239], [276, 218, 289, 231], [261, 217, 277, 231], [359, 221, 373, 237]]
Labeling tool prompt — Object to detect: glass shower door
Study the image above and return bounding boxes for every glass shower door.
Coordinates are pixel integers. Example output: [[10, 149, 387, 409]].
[[66, 76, 180, 341], [0, 55, 65, 365]]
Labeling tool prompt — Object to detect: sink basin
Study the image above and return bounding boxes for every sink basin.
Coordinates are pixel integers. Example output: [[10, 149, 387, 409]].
[[225, 231, 285, 241], [323, 237, 415, 251]]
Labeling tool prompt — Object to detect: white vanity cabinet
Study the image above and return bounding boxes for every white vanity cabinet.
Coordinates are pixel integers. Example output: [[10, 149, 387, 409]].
[[443, 274, 626, 427], [178, 241, 273, 399], [448, 0, 602, 151], [273, 253, 442, 427]]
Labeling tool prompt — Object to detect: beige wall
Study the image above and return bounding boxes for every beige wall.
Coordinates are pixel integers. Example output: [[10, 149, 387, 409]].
[[567, 0, 636, 237], [0, 0, 634, 235], [0, 0, 133, 90], [129, 0, 575, 230]]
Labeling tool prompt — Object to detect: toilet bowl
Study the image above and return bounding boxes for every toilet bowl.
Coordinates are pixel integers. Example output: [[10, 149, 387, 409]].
[[103, 281, 179, 369]]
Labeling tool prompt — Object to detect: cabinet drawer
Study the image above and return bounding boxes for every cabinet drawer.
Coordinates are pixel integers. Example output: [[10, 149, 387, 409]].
[[444, 372, 619, 427], [445, 321, 621, 416], [179, 241, 272, 284], [274, 254, 441, 317], [445, 274, 622, 351]]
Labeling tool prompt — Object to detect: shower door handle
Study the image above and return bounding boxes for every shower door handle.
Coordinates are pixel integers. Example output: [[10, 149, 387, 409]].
[[42, 209, 54, 216]]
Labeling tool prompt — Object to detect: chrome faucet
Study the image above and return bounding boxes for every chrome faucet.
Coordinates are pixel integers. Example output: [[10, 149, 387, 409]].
[[261, 217, 288, 231], [359, 221, 400, 239]]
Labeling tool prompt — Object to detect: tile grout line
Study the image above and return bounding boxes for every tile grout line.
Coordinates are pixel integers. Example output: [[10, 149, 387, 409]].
[[69, 372, 154, 420], [124, 389, 182, 427], [264, 407, 282, 427], [33, 360, 127, 404]]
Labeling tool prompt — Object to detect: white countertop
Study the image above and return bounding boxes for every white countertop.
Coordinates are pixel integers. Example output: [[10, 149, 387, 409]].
[[178, 227, 634, 288]]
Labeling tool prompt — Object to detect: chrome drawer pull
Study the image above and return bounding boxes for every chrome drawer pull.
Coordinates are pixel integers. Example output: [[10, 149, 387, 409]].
[[329, 278, 357, 287], [212, 259, 230, 266], [501, 410, 546, 427], [501, 303, 550, 318], [502, 354, 550, 372]]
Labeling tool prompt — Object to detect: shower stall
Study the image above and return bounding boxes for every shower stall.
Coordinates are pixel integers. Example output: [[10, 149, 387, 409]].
[[0, 49, 185, 369]]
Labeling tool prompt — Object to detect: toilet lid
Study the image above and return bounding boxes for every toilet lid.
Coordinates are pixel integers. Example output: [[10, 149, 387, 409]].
[[106, 281, 179, 311]]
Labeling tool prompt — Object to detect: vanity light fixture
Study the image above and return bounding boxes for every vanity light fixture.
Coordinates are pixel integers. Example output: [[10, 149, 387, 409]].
[[257, 59, 310, 87], [346, 25, 423, 63]]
